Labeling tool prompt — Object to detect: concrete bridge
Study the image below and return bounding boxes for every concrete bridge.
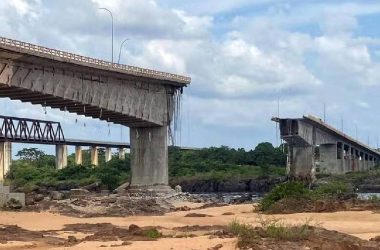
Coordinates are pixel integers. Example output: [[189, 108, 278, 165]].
[[273, 115, 380, 181], [0, 37, 191, 191]]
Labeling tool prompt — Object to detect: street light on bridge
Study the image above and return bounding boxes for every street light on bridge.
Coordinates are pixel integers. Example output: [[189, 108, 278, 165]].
[[99, 7, 114, 64], [118, 38, 129, 64]]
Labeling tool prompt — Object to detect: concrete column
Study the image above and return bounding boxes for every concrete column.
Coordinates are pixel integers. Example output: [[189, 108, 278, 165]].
[[90, 146, 98, 166], [288, 145, 315, 182], [129, 125, 169, 188], [319, 144, 339, 174], [75, 146, 82, 165], [105, 147, 112, 162], [55, 144, 67, 169], [0, 142, 11, 181], [118, 148, 125, 160]]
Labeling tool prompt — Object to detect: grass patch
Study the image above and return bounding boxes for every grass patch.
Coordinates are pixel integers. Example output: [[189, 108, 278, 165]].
[[143, 228, 161, 239], [259, 181, 310, 211], [227, 218, 313, 248]]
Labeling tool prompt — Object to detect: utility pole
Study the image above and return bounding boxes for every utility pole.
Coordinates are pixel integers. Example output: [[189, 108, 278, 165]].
[[341, 117, 344, 133], [355, 125, 358, 140], [99, 8, 114, 64], [323, 103, 326, 122]]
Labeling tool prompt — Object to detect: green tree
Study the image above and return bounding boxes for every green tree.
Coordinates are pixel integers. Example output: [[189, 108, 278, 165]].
[[16, 148, 45, 161]]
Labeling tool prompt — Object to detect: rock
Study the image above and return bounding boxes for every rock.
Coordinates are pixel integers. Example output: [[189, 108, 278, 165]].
[[128, 224, 141, 233], [115, 182, 130, 194], [34, 194, 45, 202], [222, 212, 234, 215], [208, 243, 223, 250], [7, 198, 22, 209], [51, 191, 64, 200], [175, 185, 182, 193], [67, 236, 78, 244], [70, 189, 90, 199], [184, 213, 213, 217]]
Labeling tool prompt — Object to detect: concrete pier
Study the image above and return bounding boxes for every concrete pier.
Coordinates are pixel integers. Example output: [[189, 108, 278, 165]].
[[90, 146, 98, 166], [129, 125, 169, 189], [105, 147, 112, 162], [0, 142, 11, 181], [75, 146, 82, 165], [118, 148, 125, 160], [288, 146, 315, 181], [55, 144, 67, 169]]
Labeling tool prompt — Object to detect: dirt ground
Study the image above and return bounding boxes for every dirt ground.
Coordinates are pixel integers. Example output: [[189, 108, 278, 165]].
[[1, 202, 380, 249]]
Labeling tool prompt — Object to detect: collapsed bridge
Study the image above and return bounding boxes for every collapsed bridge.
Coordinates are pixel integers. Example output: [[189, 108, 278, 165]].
[[0, 36, 191, 190], [273, 115, 380, 181]]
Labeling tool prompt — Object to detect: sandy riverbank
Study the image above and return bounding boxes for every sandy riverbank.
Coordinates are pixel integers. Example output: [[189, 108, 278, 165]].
[[0, 202, 380, 249]]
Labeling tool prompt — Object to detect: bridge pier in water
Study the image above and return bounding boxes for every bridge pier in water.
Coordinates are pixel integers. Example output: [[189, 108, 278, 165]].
[[0, 142, 11, 181]]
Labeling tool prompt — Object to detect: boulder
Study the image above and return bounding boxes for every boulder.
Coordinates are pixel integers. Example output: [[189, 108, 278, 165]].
[[51, 191, 64, 200]]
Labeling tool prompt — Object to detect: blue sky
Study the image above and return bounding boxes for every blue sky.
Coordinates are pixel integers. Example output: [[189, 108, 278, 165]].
[[2, 0, 380, 155]]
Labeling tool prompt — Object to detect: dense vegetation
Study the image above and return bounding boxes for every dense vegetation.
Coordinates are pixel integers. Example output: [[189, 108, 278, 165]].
[[6, 142, 286, 192], [259, 180, 353, 211]]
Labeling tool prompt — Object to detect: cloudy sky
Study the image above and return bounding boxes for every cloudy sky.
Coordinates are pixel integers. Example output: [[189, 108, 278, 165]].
[[2, 0, 380, 154]]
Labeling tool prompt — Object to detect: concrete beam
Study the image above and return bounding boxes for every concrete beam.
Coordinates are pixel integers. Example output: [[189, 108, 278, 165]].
[[55, 144, 67, 169], [105, 147, 112, 162], [0, 142, 11, 181], [90, 146, 98, 167], [75, 146, 82, 165]]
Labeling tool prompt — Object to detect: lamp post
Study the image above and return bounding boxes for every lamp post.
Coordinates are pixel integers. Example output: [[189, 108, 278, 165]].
[[118, 38, 129, 64], [99, 7, 114, 64]]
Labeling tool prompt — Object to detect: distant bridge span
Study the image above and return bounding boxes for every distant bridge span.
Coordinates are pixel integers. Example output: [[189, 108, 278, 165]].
[[0, 37, 191, 189], [273, 115, 380, 181]]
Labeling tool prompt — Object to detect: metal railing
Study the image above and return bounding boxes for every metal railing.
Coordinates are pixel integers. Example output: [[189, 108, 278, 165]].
[[0, 36, 191, 84]]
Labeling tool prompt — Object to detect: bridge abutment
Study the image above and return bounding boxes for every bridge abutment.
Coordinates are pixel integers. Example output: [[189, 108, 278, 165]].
[[55, 144, 67, 169], [129, 125, 171, 192], [0, 142, 11, 181]]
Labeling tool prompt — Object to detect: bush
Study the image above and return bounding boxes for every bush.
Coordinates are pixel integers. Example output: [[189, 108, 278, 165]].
[[259, 181, 310, 211], [259, 217, 312, 241], [314, 181, 349, 198], [143, 228, 161, 239]]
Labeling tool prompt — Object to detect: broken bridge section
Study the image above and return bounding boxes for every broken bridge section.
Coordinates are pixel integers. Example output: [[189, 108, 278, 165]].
[[273, 115, 380, 181], [0, 37, 191, 191]]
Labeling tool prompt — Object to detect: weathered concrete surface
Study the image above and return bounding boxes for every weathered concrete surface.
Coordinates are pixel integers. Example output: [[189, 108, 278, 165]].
[[118, 148, 126, 160], [75, 146, 82, 165], [0, 37, 190, 127], [0, 142, 11, 181], [0, 37, 191, 190], [0, 182, 25, 207], [90, 146, 98, 167], [275, 115, 380, 180], [130, 125, 168, 187], [105, 147, 112, 162], [55, 144, 67, 169]]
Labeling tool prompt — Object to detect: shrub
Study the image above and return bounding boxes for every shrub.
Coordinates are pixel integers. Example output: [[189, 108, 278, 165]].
[[314, 181, 349, 198], [143, 228, 161, 239], [259, 181, 310, 211], [259, 217, 312, 241]]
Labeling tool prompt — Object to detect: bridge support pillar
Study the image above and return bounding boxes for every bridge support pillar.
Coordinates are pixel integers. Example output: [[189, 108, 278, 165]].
[[118, 148, 125, 160], [0, 142, 11, 181], [288, 146, 315, 182], [55, 144, 67, 169], [90, 146, 98, 167], [75, 146, 82, 165], [105, 147, 112, 162], [129, 125, 172, 193]]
